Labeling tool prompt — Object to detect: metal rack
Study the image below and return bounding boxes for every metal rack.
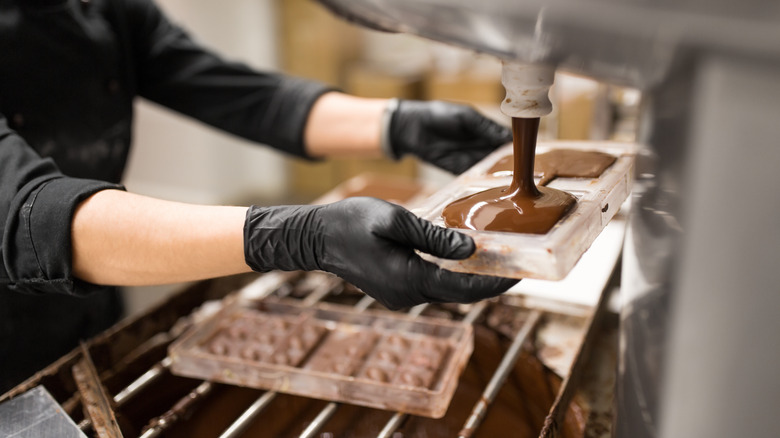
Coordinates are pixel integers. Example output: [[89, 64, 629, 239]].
[[42, 270, 606, 438]]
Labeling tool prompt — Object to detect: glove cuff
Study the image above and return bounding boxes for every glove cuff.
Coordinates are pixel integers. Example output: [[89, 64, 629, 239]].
[[379, 98, 401, 160], [243, 205, 323, 273]]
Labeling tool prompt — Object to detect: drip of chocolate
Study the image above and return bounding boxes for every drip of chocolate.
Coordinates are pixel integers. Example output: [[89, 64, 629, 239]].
[[442, 118, 576, 234], [488, 149, 617, 186]]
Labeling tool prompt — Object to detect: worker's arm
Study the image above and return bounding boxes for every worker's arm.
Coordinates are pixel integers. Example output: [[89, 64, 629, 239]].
[[304, 92, 511, 174], [70, 189, 519, 309], [71, 190, 516, 309], [304, 93, 385, 158], [0, 114, 122, 296], [71, 190, 250, 286], [2, 112, 513, 304], [127, 1, 509, 172], [127, 0, 333, 160], [1, 112, 248, 292]]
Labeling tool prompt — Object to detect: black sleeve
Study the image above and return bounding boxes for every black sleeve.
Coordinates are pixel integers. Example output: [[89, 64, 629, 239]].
[[0, 115, 123, 296], [123, 0, 334, 159]]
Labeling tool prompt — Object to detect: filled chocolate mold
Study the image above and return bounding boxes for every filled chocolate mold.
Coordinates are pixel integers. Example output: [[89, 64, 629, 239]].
[[169, 299, 473, 418], [413, 140, 636, 280]]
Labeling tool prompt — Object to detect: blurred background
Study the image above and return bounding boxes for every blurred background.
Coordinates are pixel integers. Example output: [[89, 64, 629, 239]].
[[122, 0, 639, 315]]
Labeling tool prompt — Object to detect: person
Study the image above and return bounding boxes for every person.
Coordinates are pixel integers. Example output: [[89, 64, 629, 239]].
[[0, 0, 516, 392]]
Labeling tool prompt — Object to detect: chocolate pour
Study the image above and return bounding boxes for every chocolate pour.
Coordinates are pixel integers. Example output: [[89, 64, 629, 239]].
[[488, 149, 617, 186], [442, 118, 576, 234]]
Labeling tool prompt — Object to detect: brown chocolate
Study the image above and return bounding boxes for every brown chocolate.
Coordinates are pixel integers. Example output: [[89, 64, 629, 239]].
[[239, 345, 263, 361], [304, 330, 376, 375], [442, 118, 576, 234], [488, 148, 617, 185], [172, 324, 583, 438], [347, 333, 450, 389], [114, 305, 584, 438], [365, 367, 389, 382], [377, 350, 399, 364], [202, 316, 325, 368], [399, 371, 424, 387]]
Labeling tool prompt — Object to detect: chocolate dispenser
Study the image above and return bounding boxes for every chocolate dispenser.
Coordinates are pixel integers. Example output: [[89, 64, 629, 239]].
[[315, 2, 780, 437], [441, 62, 576, 234]]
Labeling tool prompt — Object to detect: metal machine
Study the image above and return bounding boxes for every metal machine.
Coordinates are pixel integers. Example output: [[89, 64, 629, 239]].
[[315, 1, 780, 437], [2, 1, 778, 436]]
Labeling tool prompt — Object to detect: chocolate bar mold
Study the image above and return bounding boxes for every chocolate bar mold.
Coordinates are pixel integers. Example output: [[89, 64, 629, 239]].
[[169, 299, 473, 418], [412, 140, 637, 281]]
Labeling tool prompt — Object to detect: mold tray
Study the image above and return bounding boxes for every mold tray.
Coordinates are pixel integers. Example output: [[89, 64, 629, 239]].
[[413, 141, 636, 280], [168, 299, 473, 418]]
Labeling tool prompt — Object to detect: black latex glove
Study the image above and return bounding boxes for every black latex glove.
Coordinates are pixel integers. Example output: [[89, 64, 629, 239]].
[[244, 197, 517, 310], [388, 100, 511, 174]]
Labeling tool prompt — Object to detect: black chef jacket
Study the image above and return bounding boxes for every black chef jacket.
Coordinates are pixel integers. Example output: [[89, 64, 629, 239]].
[[0, 0, 330, 392]]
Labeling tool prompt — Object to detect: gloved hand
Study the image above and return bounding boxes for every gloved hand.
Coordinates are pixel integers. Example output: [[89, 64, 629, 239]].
[[386, 100, 511, 174], [244, 197, 517, 310]]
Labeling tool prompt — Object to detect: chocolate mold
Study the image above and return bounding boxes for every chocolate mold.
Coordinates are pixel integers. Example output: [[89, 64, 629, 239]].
[[169, 299, 473, 418], [413, 140, 637, 280]]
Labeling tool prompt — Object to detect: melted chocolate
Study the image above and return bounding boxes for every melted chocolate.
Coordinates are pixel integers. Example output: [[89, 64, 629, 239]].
[[442, 118, 576, 234], [488, 149, 617, 185]]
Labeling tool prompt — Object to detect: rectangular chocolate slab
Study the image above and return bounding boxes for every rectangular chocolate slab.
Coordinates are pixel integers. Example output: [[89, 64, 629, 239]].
[[168, 299, 473, 418]]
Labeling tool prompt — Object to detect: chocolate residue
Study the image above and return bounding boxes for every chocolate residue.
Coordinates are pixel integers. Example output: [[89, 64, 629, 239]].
[[203, 315, 325, 367], [18, 273, 590, 438], [199, 310, 454, 392], [488, 149, 617, 185], [442, 118, 576, 234], [160, 324, 584, 438]]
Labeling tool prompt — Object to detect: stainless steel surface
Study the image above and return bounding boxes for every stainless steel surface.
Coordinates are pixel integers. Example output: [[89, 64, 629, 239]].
[[458, 310, 543, 438], [139, 381, 215, 438], [618, 52, 780, 438], [353, 294, 376, 312], [656, 55, 780, 438], [377, 412, 406, 438], [300, 275, 344, 306], [407, 303, 428, 318], [461, 301, 488, 326], [139, 425, 160, 438], [299, 402, 339, 438], [615, 34, 780, 438], [217, 391, 277, 438], [113, 357, 173, 407], [0, 386, 87, 438], [317, 0, 780, 88]]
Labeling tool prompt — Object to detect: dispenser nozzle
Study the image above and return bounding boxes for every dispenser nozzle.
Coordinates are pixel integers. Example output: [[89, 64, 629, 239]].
[[500, 62, 555, 118]]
